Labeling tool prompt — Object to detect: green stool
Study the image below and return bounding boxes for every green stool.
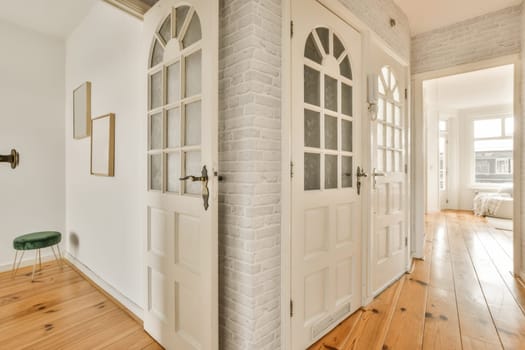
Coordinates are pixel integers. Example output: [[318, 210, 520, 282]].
[[12, 231, 63, 281]]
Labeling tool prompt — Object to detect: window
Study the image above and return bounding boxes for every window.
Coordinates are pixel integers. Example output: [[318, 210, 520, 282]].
[[473, 116, 513, 184]]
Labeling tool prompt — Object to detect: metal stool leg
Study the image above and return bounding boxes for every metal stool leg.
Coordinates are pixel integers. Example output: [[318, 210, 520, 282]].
[[12, 251, 25, 279], [31, 250, 38, 282], [11, 251, 18, 279], [38, 249, 42, 270], [51, 245, 60, 268], [57, 244, 64, 270]]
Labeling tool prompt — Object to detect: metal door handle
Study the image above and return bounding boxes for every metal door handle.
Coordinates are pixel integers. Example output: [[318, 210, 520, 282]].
[[356, 166, 367, 195], [372, 168, 385, 189], [179, 165, 209, 210], [0, 149, 19, 169]]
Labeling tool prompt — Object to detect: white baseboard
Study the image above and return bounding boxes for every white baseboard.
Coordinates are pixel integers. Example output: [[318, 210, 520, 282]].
[[0, 252, 56, 273], [64, 252, 144, 321]]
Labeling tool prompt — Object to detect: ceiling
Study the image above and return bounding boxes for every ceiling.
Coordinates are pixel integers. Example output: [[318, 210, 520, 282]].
[[393, 0, 522, 35], [424, 65, 514, 111], [0, 0, 98, 38]]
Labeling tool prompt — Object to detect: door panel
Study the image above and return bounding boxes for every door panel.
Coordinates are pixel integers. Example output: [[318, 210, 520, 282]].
[[369, 43, 408, 296], [291, 0, 362, 348], [143, 1, 218, 349]]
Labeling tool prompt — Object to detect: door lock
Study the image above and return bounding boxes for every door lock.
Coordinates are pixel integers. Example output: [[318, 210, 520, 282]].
[[356, 166, 368, 195]]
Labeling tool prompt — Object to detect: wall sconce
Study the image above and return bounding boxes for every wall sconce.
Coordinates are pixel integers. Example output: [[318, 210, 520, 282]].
[[368, 74, 378, 120]]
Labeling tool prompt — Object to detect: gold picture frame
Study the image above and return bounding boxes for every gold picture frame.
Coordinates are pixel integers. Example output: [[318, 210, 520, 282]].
[[90, 113, 115, 177], [73, 82, 92, 139]]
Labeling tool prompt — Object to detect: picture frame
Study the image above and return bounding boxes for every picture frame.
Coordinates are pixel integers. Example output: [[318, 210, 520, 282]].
[[73, 81, 92, 139], [90, 113, 115, 177]]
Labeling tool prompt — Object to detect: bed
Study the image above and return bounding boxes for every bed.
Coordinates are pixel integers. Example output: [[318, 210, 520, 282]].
[[473, 184, 513, 219]]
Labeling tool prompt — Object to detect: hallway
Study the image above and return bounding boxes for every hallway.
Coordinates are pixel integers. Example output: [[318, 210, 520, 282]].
[[310, 211, 525, 349]]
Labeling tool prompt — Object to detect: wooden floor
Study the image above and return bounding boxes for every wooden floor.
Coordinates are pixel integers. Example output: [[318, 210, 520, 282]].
[[0, 260, 162, 350], [309, 211, 525, 350]]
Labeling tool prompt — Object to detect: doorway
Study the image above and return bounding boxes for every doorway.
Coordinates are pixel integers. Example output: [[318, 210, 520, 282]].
[[414, 58, 521, 276]]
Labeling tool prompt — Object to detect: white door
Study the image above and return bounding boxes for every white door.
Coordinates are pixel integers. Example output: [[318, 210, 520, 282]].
[[291, 0, 362, 348], [142, 1, 218, 349], [439, 129, 448, 209], [369, 43, 408, 296]]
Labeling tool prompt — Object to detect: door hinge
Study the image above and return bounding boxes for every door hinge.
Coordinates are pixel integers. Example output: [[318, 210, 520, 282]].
[[290, 299, 294, 317], [290, 20, 294, 38], [404, 88, 408, 100], [290, 161, 294, 178], [404, 164, 408, 174], [405, 237, 408, 247]]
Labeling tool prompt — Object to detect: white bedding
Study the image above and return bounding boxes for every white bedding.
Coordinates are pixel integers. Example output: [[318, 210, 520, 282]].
[[473, 192, 512, 218]]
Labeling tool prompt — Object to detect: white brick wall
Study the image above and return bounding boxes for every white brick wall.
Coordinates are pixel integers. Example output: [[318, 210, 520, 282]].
[[412, 6, 522, 74], [218, 1, 409, 349], [219, 0, 282, 349], [338, 0, 411, 62]]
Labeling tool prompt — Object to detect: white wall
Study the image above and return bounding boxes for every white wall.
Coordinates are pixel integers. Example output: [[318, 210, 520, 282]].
[[0, 20, 65, 269], [65, 2, 143, 313]]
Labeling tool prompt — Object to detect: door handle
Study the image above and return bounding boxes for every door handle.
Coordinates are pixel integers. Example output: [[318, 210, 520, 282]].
[[356, 166, 367, 195], [0, 149, 19, 169], [179, 165, 209, 210], [372, 168, 385, 189]]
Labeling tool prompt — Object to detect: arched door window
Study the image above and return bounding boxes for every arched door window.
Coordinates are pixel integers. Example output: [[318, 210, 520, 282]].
[[376, 66, 402, 173], [303, 27, 354, 191], [148, 6, 202, 195]]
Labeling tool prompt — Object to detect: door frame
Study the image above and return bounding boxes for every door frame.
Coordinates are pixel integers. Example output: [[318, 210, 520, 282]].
[[411, 54, 522, 277], [280, 0, 411, 348]]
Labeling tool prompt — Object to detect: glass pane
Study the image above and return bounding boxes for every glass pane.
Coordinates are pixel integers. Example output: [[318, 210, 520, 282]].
[[341, 83, 352, 116], [474, 119, 501, 138], [342, 120, 352, 152], [378, 98, 384, 120], [386, 150, 393, 172], [377, 149, 384, 171], [304, 33, 323, 64], [394, 152, 400, 172], [185, 101, 201, 146], [304, 109, 320, 148], [394, 106, 401, 126], [325, 115, 338, 150], [474, 139, 513, 152], [167, 108, 180, 148], [167, 61, 180, 104], [150, 154, 162, 191], [342, 156, 352, 188], [381, 67, 389, 86], [176, 6, 190, 38], [340, 56, 352, 80], [393, 87, 400, 102], [304, 66, 320, 106], [333, 34, 345, 59], [390, 71, 397, 89], [439, 120, 447, 131], [378, 77, 385, 95], [150, 71, 163, 110], [304, 153, 320, 190], [159, 15, 171, 43], [386, 102, 393, 123], [505, 117, 514, 136], [386, 126, 393, 148], [316, 27, 329, 54], [150, 112, 163, 150], [185, 50, 201, 97], [394, 128, 401, 149], [182, 12, 202, 48], [377, 123, 384, 146], [167, 152, 180, 192], [325, 155, 338, 189], [325, 75, 337, 112], [184, 151, 201, 195], [150, 39, 164, 68]]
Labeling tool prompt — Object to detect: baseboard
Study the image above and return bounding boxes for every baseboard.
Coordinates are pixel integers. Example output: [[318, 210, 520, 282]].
[[64, 252, 144, 323], [0, 253, 55, 273]]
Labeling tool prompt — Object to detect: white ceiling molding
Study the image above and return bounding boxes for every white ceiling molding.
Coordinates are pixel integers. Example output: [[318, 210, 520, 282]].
[[103, 0, 154, 19]]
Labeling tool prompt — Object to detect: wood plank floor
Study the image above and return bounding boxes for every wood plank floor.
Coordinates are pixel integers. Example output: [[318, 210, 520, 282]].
[[309, 211, 525, 350], [0, 260, 162, 350]]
